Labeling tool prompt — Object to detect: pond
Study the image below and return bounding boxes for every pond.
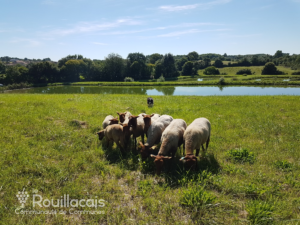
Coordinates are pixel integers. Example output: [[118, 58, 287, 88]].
[[4, 85, 300, 96]]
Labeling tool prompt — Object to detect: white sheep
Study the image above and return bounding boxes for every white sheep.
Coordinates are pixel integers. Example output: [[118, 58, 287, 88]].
[[180, 117, 211, 169], [142, 113, 160, 136], [139, 115, 173, 159], [102, 115, 119, 129], [150, 119, 187, 175]]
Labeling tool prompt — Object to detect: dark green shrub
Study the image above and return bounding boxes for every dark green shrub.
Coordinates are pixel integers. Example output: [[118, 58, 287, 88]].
[[157, 75, 165, 82], [291, 71, 300, 75], [218, 77, 225, 85], [274, 160, 293, 171], [247, 200, 275, 224], [236, 69, 252, 75], [203, 66, 220, 75], [124, 77, 134, 82], [226, 148, 255, 164], [262, 62, 284, 75], [180, 185, 215, 209]]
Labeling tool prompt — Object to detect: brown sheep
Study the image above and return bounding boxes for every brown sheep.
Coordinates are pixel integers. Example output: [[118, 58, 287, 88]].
[[117, 111, 132, 124], [97, 124, 131, 151], [128, 115, 145, 149]]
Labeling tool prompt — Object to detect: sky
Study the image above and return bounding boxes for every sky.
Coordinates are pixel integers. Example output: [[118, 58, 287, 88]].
[[1, 0, 300, 61]]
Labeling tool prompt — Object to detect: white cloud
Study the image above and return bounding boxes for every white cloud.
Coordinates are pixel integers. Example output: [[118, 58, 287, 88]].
[[159, 0, 231, 12], [41, 19, 142, 37], [97, 22, 221, 36], [157, 28, 230, 37], [9, 38, 41, 47], [159, 4, 198, 12]]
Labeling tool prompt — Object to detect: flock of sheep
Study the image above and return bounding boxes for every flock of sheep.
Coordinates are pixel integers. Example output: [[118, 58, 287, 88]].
[[97, 111, 211, 175]]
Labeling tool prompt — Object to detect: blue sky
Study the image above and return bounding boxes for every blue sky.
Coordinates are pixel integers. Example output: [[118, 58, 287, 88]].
[[1, 0, 300, 61]]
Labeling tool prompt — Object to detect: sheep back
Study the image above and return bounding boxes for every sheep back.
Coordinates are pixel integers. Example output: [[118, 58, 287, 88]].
[[159, 119, 187, 155], [102, 115, 115, 129], [146, 115, 173, 147], [183, 118, 211, 154]]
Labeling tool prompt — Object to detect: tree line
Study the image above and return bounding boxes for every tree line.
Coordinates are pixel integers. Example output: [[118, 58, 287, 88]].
[[0, 50, 300, 85]]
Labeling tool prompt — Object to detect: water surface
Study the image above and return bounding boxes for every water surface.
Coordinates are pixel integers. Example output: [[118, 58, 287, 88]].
[[5, 85, 300, 96]]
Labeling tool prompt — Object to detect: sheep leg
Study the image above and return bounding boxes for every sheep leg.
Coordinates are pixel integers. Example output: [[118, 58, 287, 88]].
[[206, 136, 210, 151], [116, 141, 124, 152], [196, 148, 200, 156], [141, 133, 145, 145]]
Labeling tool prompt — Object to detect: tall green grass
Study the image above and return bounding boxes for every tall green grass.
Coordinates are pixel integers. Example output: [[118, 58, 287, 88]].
[[0, 94, 300, 224]]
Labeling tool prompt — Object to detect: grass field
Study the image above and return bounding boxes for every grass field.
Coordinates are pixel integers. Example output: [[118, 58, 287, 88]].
[[198, 66, 296, 76], [0, 94, 300, 224]]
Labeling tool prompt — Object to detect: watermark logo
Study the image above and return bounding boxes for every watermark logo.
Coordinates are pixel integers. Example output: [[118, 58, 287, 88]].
[[15, 189, 106, 215], [16, 188, 29, 208]]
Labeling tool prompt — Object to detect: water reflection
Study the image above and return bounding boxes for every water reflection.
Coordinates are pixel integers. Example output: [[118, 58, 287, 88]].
[[5, 85, 300, 96]]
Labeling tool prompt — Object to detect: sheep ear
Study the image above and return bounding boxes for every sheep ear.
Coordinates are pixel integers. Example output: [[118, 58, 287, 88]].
[[150, 145, 157, 150], [117, 112, 120, 115], [150, 154, 157, 158], [150, 114, 154, 117], [139, 141, 144, 147], [179, 157, 186, 161], [163, 156, 172, 160]]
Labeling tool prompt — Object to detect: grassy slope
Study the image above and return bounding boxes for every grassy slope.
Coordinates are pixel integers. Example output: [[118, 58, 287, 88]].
[[0, 94, 300, 224], [198, 66, 296, 76]]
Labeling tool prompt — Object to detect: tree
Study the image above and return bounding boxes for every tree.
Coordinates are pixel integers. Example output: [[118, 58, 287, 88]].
[[251, 55, 259, 66], [28, 61, 59, 83], [126, 53, 147, 80], [5, 66, 24, 84], [58, 55, 81, 68], [176, 57, 188, 71], [203, 66, 220, 75], [161, 53, 178, 78], [149, 53, 163, 64], [182, 61, 194, 75], [238, 58, 251, 66], [154, 61, 163, 79], [274, 50, 283, 58], [214, 59, 223, 68], [60, 60, 86, 82], [0, 62, 6, 74], [187, 51, 199, 61], [261, 62, 284, 75], [102, 53, 125, 81], [203, 58, 211, 68]]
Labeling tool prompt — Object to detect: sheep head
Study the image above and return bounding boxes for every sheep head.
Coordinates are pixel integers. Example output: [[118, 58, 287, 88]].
[[142, 114, 153, 129], [117, 112, 126, 123], [139, 142, 157, 160], [151, 154, 172, 175], [96, 130, 105, 140], [180, 155, 197, 170], [128, 115, 139, 127]]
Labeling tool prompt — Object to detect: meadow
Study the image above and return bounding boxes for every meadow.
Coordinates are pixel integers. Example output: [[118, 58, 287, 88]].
[[0, 94, 300, 224], [198, 66, 296, 76]]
